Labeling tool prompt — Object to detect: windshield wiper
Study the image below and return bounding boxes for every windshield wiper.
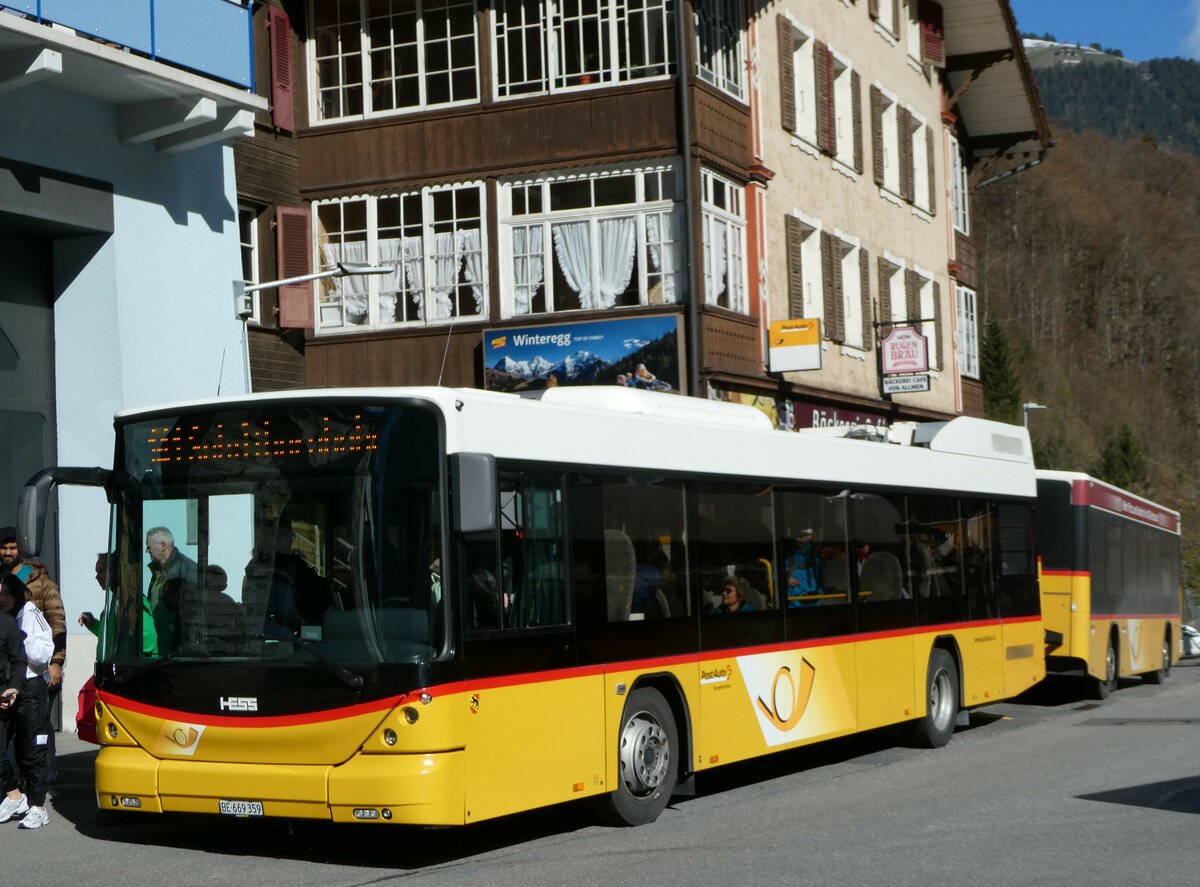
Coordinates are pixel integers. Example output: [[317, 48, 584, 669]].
[[294, 638, 364, 690]]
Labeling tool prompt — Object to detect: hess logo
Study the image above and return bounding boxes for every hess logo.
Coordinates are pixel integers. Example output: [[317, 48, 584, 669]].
[[219, 696, 259, 712]]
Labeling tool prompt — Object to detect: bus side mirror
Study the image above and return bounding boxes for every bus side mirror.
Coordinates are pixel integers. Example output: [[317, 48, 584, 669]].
[[17, 469, 58, 558], [451, 453, 496, 535], [18, 466, 117, 558]]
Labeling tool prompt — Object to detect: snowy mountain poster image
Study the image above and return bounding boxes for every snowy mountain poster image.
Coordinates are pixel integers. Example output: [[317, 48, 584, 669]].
[[483, 315, 682, 393]]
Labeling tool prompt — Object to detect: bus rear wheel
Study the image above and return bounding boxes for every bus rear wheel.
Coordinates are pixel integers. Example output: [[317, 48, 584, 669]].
[[1143, 634, 1171, 685], [601, 687, 678, 826], [1092, 638, 1117, 699], [910, 649, 959, 749]]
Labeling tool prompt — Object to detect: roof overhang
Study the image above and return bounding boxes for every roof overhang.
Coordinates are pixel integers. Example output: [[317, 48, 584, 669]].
[[0, 13, 266, 154], [940, 0, 1051, 180]]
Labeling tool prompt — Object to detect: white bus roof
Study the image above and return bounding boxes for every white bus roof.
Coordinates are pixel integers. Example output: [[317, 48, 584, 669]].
[[116, 387, 1036, 499]]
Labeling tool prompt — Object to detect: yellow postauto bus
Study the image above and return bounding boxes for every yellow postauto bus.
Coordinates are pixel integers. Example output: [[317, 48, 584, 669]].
[[1036, 470, 1181, 699], [20, 387, 1044, 826]]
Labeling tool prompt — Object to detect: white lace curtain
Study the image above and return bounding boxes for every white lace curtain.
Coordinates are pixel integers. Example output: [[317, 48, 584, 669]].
[[646, 213, 678, 303], [552, 218, 636, 310], [320, 241, 370, 321], [401, 229, 484, 322], [706, 217, 728, 306], [512, 226, 545, 315]]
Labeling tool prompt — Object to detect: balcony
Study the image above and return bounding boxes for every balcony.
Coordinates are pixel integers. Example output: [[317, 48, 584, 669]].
[[0, 0, 265, 152]]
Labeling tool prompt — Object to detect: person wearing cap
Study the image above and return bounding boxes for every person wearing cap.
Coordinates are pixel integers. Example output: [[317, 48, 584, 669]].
[[785, 527, 822, 608], [0, 526, 66, 784]]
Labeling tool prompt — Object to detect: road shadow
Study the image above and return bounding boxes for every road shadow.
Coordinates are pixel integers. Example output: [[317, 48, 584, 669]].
[[1078, 775, 1200, 815]]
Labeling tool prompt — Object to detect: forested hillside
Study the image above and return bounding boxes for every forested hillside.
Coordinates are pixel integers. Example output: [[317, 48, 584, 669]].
[[973, 129, 1200, 596]]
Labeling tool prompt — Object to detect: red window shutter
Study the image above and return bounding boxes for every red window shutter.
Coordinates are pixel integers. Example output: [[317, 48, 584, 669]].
[[276, 205, 312, 329], [919, 0, 945, 66], [268, 7, 295, 133]]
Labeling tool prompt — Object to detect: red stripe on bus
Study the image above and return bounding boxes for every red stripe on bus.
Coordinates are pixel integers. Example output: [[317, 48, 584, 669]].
[[1091, 613, 1181, 622], [1040, 570, 1089, 577]]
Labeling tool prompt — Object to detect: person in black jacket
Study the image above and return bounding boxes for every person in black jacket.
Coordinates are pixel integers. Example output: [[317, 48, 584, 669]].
[[0, 609, 28, 823]]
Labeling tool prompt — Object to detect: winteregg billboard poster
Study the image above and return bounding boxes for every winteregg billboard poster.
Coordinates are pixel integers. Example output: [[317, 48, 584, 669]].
[[483, 315, 681, 393]]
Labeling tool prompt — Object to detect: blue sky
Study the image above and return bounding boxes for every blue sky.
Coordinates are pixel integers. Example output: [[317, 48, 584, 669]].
[[1010, 0, 1200, 61]]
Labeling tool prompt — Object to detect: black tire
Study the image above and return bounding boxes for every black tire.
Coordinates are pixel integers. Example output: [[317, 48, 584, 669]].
[[600, 686, 678, 826], [1143, 634, 1170, 685], [1091, 637, 1117, 700], [910, 649, 959, 749]]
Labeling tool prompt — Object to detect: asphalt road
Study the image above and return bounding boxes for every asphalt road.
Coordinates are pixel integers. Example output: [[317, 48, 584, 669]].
[[5, 661, 1199, 887]]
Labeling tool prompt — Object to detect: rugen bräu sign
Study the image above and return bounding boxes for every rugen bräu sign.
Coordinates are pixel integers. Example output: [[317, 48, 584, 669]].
[[880, 326, 929, 374]]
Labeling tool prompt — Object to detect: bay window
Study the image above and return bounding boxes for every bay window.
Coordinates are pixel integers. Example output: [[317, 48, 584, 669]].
[[495, 0, 674, 97], [500, 163, 684, 317], [697, 0, 745, 101], [315, 182, 487, 331], [701, 169, 747, 313], [312, 0, 479, 123]]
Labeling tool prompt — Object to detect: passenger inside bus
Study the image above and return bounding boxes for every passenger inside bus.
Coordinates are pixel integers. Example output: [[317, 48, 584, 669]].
[[707, 575, 754, 614]]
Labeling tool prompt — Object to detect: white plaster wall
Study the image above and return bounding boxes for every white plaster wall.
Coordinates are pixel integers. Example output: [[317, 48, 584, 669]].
[[1, 84, 249, 693], [756, 0, 956, 414]]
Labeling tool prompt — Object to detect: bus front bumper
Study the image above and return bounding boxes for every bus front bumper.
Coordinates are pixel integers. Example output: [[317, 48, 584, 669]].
[[95, 745, 466, 825]]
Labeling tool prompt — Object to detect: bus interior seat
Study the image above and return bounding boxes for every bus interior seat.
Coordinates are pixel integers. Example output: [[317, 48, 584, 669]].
[[604, 529, 636, 621], [860, 550, 905, 600], [653, 587, 671, 618], [823, 557, 850, 595], [737, 576, 768, 611]]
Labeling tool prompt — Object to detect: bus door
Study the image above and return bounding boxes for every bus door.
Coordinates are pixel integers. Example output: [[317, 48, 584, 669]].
[[850, 492, 916, 731], [460, 469, 603, 822]]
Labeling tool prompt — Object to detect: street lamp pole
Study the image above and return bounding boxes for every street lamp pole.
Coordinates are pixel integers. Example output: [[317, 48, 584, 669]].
[[233, 262, 390, 391], [1022, 401, 1048, 429]]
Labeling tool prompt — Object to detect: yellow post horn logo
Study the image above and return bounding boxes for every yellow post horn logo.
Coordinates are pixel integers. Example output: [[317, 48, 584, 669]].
[[755, 659, 816, 731]]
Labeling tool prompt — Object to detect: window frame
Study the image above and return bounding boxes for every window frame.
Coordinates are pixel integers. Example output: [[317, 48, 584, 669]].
[[498, 162, 685, 318], [696, 0, 746, 102], [956, 283, 979, 380], [949, 134, 970, 235], [313, 181, 489, 334], [238, 204, 263, 326], [308, 0, 481, 126], [701, 168, 748, 314], [493, 0, 675, 100]]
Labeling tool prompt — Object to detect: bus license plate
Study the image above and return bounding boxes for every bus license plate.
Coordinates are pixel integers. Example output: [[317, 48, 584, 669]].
[[219, 799, 264, 817]]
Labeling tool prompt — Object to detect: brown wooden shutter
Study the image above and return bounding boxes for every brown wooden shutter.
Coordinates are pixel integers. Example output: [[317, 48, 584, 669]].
[[926, 123, 937, 215], [276, 205, 312, 329], [898, 107, 914, 203], [870, 85, 884, 186], [920, 0, 945, 66], [878, 257, 893, 324], [851, 70, 863, 173], [869, 0, 880, 19], [859, 247, 872, 350], [892, 0, 901, 35], [904, 268, 921, 323], [778, 17, 796, 134], [815, 41, 834, 156], [786, 215, 805, 319], [267, 6, 294, 133], [821, 232, 845, 343], [932, 280, 943, 368]]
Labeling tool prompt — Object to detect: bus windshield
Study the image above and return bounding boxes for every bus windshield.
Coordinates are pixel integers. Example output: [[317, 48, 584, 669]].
[[98, 400, 444, 665]]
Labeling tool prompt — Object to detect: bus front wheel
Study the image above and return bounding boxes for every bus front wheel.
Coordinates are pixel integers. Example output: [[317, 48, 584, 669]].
[[601, 686, 678, 826], [1092, 638, 1117, 699], [1143, 634, 1171, 685], [910, 649, 959, 749]]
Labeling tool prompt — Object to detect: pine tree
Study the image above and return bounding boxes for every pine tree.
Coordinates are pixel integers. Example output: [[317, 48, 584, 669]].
[[1090, 424, 1149, 492], [981, 318, 1021, 425]]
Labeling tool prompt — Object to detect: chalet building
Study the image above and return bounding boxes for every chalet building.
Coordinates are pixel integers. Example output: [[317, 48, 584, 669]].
[[239, 0, 1048, 427]]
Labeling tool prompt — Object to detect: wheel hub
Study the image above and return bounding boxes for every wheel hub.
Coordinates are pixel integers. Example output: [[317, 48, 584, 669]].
[[619, 713, 669, 796]]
